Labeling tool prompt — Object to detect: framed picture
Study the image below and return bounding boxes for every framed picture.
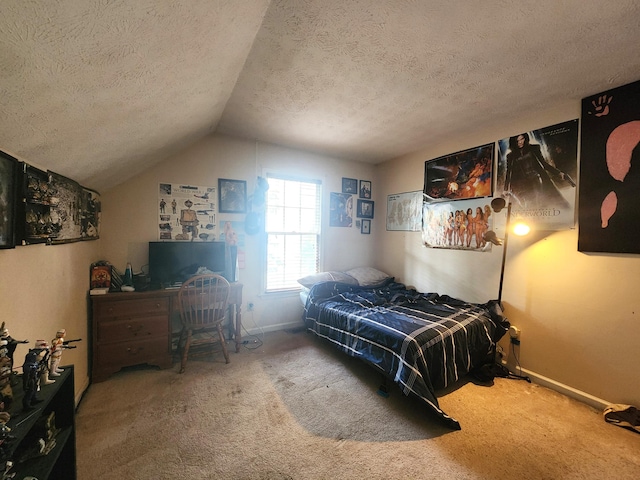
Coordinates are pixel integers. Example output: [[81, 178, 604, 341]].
[[357, 199, 374, 219], [361, 219, 371, 234], [0, 151, 20, 249], [359, 180, 371, 199], [218, 178, 247, 213], [81, 187, 101, 240], [424, 143, 494, 201], [342, 177, 357, 194], [49, 171, 84, 244], [330, 192, 353, 227]]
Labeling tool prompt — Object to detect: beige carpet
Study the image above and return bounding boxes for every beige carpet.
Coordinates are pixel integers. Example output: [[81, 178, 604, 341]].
[[76, 330, 640, 479]]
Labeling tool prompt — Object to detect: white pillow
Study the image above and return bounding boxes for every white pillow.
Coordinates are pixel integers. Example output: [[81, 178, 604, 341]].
[[297, 271, 358, 289], [344, 267, 391, 286]]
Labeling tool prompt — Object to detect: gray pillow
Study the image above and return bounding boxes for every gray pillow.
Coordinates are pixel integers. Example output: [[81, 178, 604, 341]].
[[297, 271, 358, 289]]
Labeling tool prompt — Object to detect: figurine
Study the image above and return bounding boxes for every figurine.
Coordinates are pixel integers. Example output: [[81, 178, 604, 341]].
[[0, 370, 11, 412], [35, 340, 54, 387], [21, 350, 39, 411], [0, 396, 9, 425], [0, 342, 10, 369], [49, 329, 81, 377], [0, 323, 28, 371]]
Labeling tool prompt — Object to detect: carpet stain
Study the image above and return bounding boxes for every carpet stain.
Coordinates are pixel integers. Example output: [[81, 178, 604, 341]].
[[276, 376, 295, 388]]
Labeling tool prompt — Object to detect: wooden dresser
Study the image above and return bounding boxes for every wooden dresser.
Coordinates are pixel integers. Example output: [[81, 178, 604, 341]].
[[90, 290, 173, 382], [90, 283, 243, 382]]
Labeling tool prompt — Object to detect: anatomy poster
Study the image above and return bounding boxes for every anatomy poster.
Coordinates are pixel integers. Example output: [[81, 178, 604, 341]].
[[158, 183, 216, 241], [496, 119, 578, 230], [579, 80, 640, 253]]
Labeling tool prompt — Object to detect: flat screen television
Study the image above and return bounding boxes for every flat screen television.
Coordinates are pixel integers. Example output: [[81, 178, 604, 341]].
[[148, 241, 226, 287]]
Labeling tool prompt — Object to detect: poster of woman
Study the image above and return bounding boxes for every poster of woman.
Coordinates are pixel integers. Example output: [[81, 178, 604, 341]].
[[422, 198, 494, 251], [496, 119, 578, 230]]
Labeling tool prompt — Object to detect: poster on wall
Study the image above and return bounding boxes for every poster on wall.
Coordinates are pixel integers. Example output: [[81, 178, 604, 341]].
[[329, 192, 353, 227], [578, 80, 640, 254], [80, 187, 101, 240], [424, 143, 494, 201], [422, 198, 494, 251], [496, 119, 578, 230], [49, 171, 84, 243], [158, 183, 216, 241], [0, 151, 19, 249], [387, 191, 422, 231]]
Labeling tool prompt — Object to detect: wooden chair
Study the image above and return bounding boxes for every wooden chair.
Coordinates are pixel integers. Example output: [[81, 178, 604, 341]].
[[177, 274, 230, 373]]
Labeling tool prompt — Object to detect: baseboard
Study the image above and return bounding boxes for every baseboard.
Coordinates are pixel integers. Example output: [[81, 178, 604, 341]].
[[75, 375, 91, 407], [505, 364, 610, 411], [243, 320, 305, 337]]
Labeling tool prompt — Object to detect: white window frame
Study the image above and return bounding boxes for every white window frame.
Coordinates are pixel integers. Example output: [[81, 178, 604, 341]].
[[264, 173, 322, 293]]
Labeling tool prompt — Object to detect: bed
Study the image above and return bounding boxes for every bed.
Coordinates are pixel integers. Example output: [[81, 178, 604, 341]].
[[300, 268, 509, 429]]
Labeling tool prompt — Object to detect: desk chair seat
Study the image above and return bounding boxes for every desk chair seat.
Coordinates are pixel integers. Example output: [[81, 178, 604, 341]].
[[177, 274, 230, 373]]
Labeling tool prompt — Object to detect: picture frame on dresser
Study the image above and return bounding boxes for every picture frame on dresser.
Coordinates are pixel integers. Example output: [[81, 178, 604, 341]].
[[0, 151, 20, 249]]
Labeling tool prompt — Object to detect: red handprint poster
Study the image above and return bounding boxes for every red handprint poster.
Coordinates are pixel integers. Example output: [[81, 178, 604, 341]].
[[579, 79, 640, 253]]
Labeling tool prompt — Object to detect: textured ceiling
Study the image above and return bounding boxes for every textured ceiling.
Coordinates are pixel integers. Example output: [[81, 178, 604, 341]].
[[2, 0, 640, 192]]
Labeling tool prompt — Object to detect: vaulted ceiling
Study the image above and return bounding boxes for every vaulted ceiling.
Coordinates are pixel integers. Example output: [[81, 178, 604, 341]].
[[2, 1, 640, 192]]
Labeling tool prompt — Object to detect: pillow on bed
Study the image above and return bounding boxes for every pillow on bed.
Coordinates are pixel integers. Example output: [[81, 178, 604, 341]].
[[297, 271, 358, 289], [344, 267, 391, 286]]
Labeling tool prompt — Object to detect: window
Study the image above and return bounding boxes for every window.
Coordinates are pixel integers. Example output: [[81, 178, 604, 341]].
[[265, 174, 322, 291]]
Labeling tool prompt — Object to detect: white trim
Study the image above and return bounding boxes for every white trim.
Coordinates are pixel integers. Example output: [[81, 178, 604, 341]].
[[504, 363, 609, 411], [244, 320, 304, 336]]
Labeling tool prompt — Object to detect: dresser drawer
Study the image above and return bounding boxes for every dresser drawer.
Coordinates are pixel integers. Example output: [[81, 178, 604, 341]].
[[97, 315, 168, 344], [96, 337, 169, 367], [96, 297, 169, 318]]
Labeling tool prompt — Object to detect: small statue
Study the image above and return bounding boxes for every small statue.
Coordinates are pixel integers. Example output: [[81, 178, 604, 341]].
[[0, 395, 9, 425], [0, 322, 28, 372], [0, 368, 12, 412], [35, 340, 55, 387], [21, 351, 40, 411], [49, 329, 81, 377], [0, 342, 10, 369]]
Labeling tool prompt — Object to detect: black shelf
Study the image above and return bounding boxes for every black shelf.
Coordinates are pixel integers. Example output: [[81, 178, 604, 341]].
[[4, 366, 76, 479]]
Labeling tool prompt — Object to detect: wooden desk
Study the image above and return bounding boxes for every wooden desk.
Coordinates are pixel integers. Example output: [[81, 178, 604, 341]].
[[91, 283, 243, 382]]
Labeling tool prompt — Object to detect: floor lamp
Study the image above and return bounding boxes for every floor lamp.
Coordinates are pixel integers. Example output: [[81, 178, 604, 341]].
[[483, 196, 530, 307], [483, 196, 532, 383]]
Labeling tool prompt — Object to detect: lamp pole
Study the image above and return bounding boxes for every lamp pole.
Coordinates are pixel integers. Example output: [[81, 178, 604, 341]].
[[497, 200, 512, 307]]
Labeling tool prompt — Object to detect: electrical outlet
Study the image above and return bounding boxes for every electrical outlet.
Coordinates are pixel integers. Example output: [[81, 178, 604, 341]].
[[247, 301, 254, 311], [508, 325, 521, 339]]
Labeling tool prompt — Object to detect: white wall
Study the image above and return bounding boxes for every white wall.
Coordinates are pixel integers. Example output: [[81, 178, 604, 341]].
[[0, 233, 99, 401], [100, 134, 377, 333], [375, 99, 640, 407]]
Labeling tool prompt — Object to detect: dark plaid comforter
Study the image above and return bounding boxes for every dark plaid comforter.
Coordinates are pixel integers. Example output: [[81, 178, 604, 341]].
[[303, 280, 509, 429]]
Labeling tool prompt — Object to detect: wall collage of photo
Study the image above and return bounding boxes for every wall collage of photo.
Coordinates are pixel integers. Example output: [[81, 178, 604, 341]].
[[330, 178, 373, 234], [0, 151, 101, 249]]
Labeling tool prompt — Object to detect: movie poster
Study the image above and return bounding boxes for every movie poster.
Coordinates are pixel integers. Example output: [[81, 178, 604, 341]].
[[158, 183, 216, 241], [496, 119, 579, 230], [578, 80, 640, 254]]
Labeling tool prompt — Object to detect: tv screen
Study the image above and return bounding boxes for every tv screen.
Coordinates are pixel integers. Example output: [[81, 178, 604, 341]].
[[149, 241, 226, 287]]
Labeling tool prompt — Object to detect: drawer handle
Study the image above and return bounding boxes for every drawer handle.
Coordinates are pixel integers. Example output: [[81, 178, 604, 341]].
[[127, 324, 144, 335], [126, 347, 143, 355]]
